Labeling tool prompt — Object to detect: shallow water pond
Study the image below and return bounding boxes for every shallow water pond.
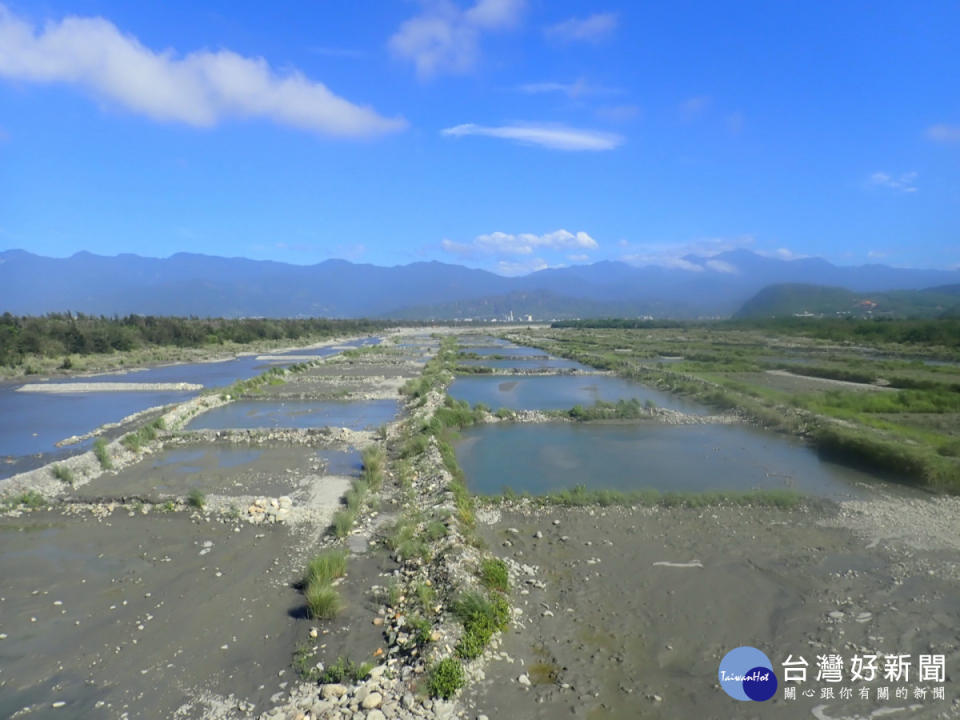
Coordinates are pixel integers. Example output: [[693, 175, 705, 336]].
[[0, 388, 193, 478], [456, 422, 887, 499], [0, 337, 380, 477], [75, 445, 359, 499], [184, 399, 399, 431], [465, 345, 546, 357], [458, 356, 586, 370], [447, 375, 708, 414]]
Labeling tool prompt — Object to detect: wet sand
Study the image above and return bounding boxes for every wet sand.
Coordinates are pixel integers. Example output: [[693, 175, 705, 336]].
[[0, 511, 308, 719], [464, 501, 960, 719]]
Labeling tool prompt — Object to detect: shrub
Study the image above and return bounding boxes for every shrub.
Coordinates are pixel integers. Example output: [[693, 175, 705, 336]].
[[428, 658, 465, 699]]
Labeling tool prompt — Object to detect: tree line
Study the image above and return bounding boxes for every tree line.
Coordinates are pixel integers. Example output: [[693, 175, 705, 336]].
[[0, 313, 393, 367], [551, 317, 960, 348]]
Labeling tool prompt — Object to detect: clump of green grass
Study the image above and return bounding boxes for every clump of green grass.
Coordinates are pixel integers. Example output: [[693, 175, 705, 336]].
[[427, 658, 465, 699], [121, 417, 166, 453], [292, 642, 321, 681], [453, 591, 510, 660], [479, 558, 509, 593], [51, 464, 74, 485], [361, 446, 385, 490], [407, 614, 433, 647], [414, 580, 435, 610], [318, 656, 372, 684], [331, 508, 357, 538], [303, 549, 348, 587], [304, 581, 343, 620], [93, 438, 112, 469], [5, 490, 47, 509], [186, 488, 206, 509]]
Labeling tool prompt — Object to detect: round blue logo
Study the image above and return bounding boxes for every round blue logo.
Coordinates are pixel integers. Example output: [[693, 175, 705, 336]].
[[718, 646, 778, 701]]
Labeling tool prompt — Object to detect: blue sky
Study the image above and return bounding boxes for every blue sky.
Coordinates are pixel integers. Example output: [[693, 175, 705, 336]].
[[0, 0, 958, 275]]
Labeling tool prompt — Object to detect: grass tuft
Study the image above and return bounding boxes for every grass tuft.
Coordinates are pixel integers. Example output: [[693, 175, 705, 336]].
[[304, 581, 343, 620], [303, 549, 348, 587], [186, 488, 206, 509], [51, 464, 74, 485], [93, 438, 112, 469], [427, 658, 465, 699]]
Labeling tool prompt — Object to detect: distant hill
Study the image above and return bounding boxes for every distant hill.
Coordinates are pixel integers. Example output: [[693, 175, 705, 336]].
[[735, 283, 960, 318], [2, 249, 959, 319]]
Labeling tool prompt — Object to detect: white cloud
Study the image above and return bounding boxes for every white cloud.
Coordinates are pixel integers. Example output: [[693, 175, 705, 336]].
[[0, 5, 406, 137], [515, 78, 621, 99], [620, 235, 757, 272], [544, 12, 618, 43], [496, 257, 550, 276], [389, 0, 525, 78], [868, 171, 918, 193], [705, 259, 738, 273], [442, 123, 622, 150], [443, 229, 598, 257], [622, 253, 704, 272], [927, 124, 960, 143]]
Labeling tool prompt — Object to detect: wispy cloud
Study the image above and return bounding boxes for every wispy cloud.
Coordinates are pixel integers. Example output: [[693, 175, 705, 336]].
[[308, 46, 366, 59], [389, 0, 525, 78], [679, 95, 711, 120], [515, 78, 622, 99], [442, 123, 622, 150], [595, 104, 641, 123], [620, 235, 756, 271], [0, 4, 406, 137], [927, 124, 960, 143], [544, 12, 618, 43], [496, 257, 551, 276], [442, 229, 598, 257], [868, 171, 918, 193], [756, 247, 809, 261]]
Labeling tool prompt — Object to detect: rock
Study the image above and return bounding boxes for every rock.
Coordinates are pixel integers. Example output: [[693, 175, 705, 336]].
[[309, 627, 318, 639], [534, 531, 543, 539], [828, 611, 845, 620], [552, 519, 560, 526], [366, 711, 386, 720], [361, 692, 382, 709], [518, 674, 531, 687], [321, 683, 348, 700], [402, 693, 416, 709], [311, 701, 334, 716], [652, 694, 663, 703]]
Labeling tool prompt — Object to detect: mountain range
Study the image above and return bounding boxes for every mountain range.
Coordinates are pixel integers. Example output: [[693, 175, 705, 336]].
[[2, 249, 958, 319]]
